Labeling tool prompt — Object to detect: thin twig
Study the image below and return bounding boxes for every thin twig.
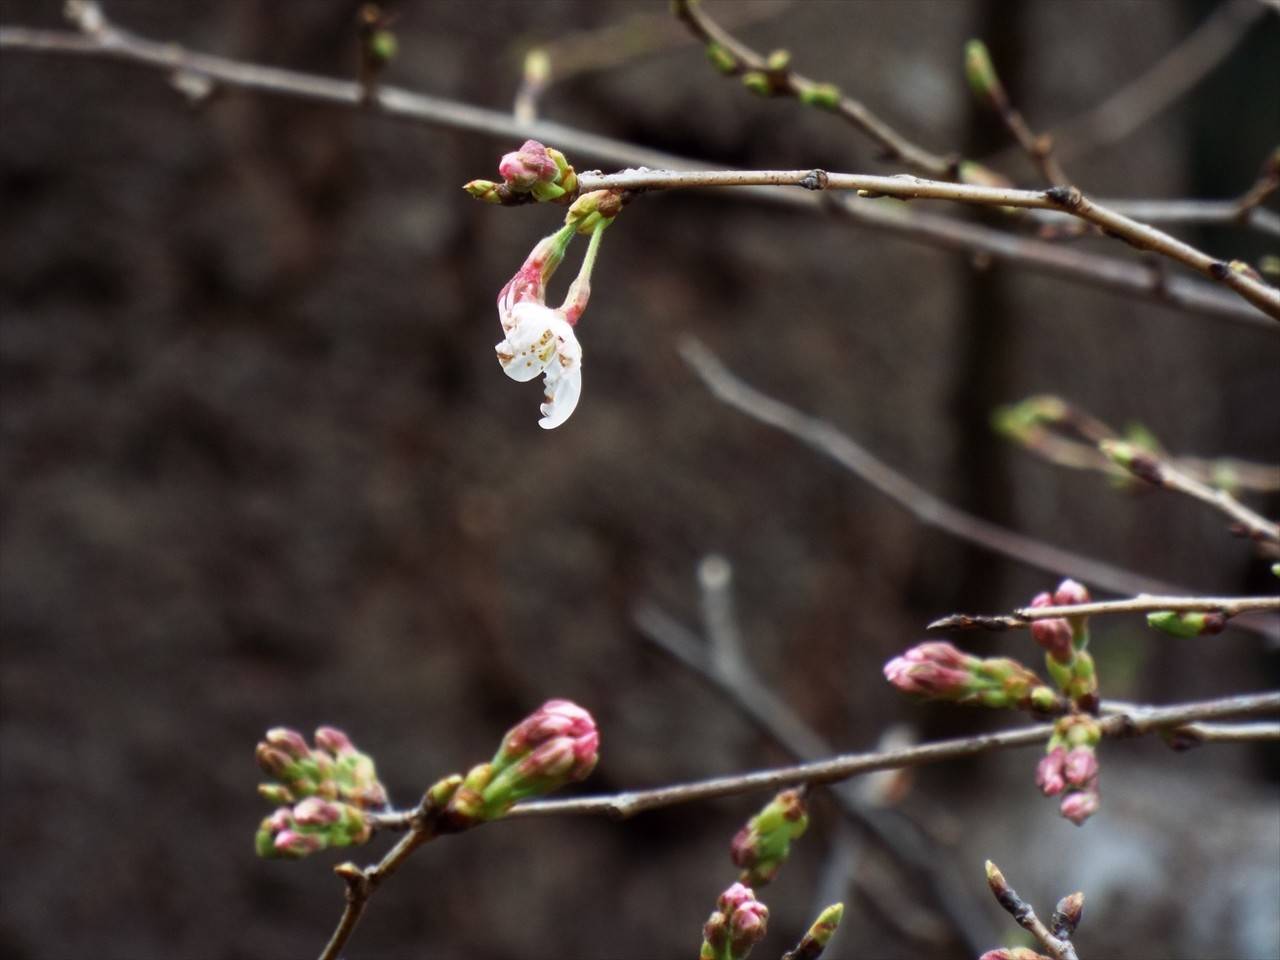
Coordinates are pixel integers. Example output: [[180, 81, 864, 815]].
[[966, 40, 1069, 186], [500, 692, 1280, 819], [571, 170, 1279, 319], [1012, 0, 1266, 164], [678, 338, 1280, 643], [1101, 441, 1280, 550], [1169, 721, 1280, 744], [670, 0, 955, 178], [985, 861, 1080, 960], [0, 19, 1268, 325], [1033, 199, 1280, 238], [929, 595, 1280, 632]]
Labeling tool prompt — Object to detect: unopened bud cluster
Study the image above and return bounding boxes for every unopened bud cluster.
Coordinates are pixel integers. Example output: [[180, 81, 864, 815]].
[[730, 789, 808, 886], [254, 726, 388, 859], [465, 139, 579, 205], [435, 699, 599, 830], [1029, 579, 1097, 710], [1036, 714, 1101, 825], [701, 883, 769, 960], [883, 641, 1053, 711]]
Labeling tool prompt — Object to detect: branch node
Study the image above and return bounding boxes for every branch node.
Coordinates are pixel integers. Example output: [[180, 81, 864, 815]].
[[1044, 185, 1082, 209], [800, 169, 830, 191]]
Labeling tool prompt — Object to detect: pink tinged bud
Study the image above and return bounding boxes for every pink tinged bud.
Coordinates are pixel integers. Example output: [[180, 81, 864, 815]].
[[1029, 593, 1074, 663], [1059, 789, 1100, 825], [1063, 747, 1098, 787], [1053, 579, 1090, 606], [1036, 747, 1067, 796], [718, 882, 756, 916], [314, 726, 355, 756], [273, 829, 323, 858], [497, 139, 559, 190], [292, 797, 342, 826], [266, 807, 294, 833], [980, 950, 1054, 960], [728, 900, 769, 956], [265, 727, 310, 759]]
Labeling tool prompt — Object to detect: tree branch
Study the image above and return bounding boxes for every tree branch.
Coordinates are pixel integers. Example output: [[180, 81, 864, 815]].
[[1, 14, 1272, 326], [498, 692, 1279, 820], [677, 337, 1280, 643], [929, 595, 1280, 632], [570, 170, 1279, 319]]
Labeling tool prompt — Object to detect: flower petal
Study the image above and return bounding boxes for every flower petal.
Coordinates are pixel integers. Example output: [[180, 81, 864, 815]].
[[538, 364, 581, 429]]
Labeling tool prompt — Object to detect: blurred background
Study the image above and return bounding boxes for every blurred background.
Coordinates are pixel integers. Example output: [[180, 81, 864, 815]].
[[2, 1, 1278, 958]]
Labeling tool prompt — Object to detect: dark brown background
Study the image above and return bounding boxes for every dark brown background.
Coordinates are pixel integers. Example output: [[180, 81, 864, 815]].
[[2, 1, 1278, 958]]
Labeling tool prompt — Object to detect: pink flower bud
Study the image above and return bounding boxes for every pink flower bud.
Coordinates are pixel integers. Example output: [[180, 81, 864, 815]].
[[884, 642, 976, 698], [1035, 747, 1067, 796], [292, 797, 342, 826], [1059, 789, 1100, 825], [1029, 593, 1074, 663], [500, 698, 596, 759], [718, 882, 756, 915], [497, 139, 559, 190], [729, 899, 769, 956], [1063, 747, 1098, 787], [979, 950, 1054, 960], [314, 726, 355, 756], [1053, 579, 1090, 606], [273, 829, 323, 857], [265, 727, 310, 759]]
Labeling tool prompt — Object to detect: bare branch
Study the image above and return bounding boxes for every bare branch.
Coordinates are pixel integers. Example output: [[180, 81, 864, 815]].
[[670, 0, 955, 178], [1100, 441, 1280, 550], [1023, 0, 1267, 163], [930, 595, 1280, 632], [571, 170, 1279, 319], [985, 861, 1080, 960], [501, 692, 1279, 820], [0, 18, 1269, 325]]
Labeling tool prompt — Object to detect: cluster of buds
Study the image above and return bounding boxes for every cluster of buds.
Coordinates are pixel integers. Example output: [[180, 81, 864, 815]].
[[1036, 714, 1101, 825], [256, 796, 373, 858], [254, 726, 388, 858], [1028, 579, 1097, 711], [730, 788, 809, 887], [700, 883, 769, 960], [465, 139, 578, 204], [883, 641, 1057, 712], [435, 699, 599, 830]]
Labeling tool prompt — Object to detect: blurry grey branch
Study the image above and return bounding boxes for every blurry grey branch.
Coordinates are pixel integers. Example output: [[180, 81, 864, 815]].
[[929, 595, 1280, 632], [670, 0, 955, 178], [1032, 199, 1280, 239], [678, 338, 1280, 643], [1006, 0, 1267, 164], [511, 0, 791, 118], [1100, 440, 1280, 552], [677, 339, 1166, 597], [572, 170, 1280, 319], [498, 692, 1280, 820], [984, 861, 1081, 960], [996, 394, 1280, 494], [0, 12, 1270, 325]]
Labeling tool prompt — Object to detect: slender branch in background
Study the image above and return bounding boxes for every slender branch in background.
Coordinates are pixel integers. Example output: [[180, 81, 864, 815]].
[[678, 339, 1280, 642], [677, 339, 1164, 597], [572, 170, 1280, 319], [498, 692, 1280, 820], [995, 394, 1280, 495], [511, 47, 550, 124], [1, 12, 1269, 325], [984, 861, 1081, 960], [1235, 147, 1280, 216], [1073, 199, 1280, 238], [670, 0, 958, 179], [510, 0, 792, 115], [991, 0, 1267, 165], [930, 595, 1280, 632], [964, 40, 1069, 185], [633, 598, 995, 951], [1100, 440, 1280, 552]]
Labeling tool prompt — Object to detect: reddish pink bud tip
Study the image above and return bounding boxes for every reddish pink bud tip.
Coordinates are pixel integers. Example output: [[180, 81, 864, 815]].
[[1036, 747, 1067, 796], [1053, 579, 1090, 606], [1059, 789, 1099, 825], [1063, 747, 1098, 787]]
